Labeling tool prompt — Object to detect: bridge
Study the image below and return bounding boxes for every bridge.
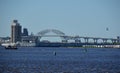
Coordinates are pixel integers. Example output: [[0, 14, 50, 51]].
[[36, 29, 119, 44]]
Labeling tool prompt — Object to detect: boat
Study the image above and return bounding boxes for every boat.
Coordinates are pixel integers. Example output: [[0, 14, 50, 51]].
[[1, 43, 18, 49], [5, 45, 17, 49]]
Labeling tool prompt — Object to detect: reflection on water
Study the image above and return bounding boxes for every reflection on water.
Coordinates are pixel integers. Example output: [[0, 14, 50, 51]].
[[0, 47, 120, 73]]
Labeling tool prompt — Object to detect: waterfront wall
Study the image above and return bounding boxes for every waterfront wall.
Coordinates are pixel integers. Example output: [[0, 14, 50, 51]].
[[19, 42, 36, 47]]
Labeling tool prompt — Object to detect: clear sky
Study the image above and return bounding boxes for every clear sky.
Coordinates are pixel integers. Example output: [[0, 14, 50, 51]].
[[0, 0, 120, 39]]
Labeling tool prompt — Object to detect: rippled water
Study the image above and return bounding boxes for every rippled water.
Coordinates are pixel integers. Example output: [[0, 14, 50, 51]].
[[0, 47, 120, 73]]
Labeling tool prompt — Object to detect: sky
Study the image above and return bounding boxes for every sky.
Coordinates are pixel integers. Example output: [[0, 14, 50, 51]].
[[0, 0, 120, 40]]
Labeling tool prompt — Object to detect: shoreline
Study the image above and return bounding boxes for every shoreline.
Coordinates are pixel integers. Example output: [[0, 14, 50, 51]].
[[0, 45, 120, 49]]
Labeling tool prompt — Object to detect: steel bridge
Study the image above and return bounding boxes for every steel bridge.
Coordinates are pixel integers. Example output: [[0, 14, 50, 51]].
[[36, 29, 119, 44]]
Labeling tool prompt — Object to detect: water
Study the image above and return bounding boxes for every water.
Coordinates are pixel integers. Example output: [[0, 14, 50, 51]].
[[0, 46, 120, 73]]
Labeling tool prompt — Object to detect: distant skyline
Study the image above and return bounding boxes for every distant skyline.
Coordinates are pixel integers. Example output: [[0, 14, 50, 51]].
[[0, 0, 120, 39]]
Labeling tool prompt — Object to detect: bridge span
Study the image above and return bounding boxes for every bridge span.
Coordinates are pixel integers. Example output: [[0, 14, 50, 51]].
[[35, 29, 119, 44]]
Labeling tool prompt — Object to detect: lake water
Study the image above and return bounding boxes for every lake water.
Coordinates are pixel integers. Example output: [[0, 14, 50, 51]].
[[0, 47, 120, 73]]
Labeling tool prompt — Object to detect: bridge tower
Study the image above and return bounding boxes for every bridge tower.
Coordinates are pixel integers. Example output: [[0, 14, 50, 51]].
[[117, 36, 120, 43]]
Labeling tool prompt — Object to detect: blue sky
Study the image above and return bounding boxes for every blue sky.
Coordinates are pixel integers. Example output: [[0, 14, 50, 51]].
[[0, 0, 120, 39]]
